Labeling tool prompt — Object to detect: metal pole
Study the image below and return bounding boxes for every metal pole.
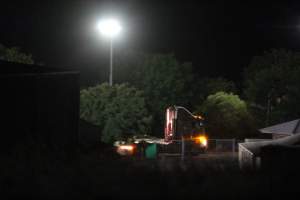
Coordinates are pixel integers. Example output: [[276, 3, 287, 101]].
[[109, 38, 113, 86], [181, 136, 185, 162]]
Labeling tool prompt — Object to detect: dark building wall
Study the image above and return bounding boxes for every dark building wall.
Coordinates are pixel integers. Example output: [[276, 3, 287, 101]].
[[79, 119, 101, 146], [1, 74, 36, 151], [0, 62, 79, 160], [35, 72, 79, 158]]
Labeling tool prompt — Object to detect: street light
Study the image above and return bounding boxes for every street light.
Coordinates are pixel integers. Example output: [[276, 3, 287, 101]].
[[96, 18, 122, 86]]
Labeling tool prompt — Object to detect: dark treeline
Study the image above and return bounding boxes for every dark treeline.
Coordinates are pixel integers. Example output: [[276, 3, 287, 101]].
[[1, 45, 300, 143], [80, 49, 300, 142]]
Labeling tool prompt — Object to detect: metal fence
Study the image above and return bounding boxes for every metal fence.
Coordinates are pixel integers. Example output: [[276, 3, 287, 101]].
[[207, 139, 243, 153], [158, 138, 242, 162], [158, 138, 243, 154], [238, 143, 255, 170]]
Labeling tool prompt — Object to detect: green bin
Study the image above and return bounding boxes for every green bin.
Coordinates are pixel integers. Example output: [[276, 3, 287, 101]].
[[145, 143, 157, 159]]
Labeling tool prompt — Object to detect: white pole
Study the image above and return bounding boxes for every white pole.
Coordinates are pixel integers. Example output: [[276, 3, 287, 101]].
[[109, 38, 113, 86], [232, 139, 236, 154]]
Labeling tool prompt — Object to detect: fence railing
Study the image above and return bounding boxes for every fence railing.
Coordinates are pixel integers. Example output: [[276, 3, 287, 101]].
[[207, 139, 243, 153], [158, 138, 242, 155], [238, 143, 255, 169]]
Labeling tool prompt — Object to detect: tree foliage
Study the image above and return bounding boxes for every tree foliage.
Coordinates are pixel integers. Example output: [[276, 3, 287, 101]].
[[244, 49, 300, 126], [133, 54, 195, 135], [80, 83, 152, 143], [197, 92, 255, 139], [193, 77, 237, 103], [0, 44, 34, 64], [112, 52, 238, 136]]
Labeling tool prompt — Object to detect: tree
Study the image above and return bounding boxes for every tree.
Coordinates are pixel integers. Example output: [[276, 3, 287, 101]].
[[110, 52, 237, 136], [133, 54, 195, 135], [80, 83, 152, 143], [244, 49, 300, 126], [192, 77, 237, 103], [197, 92, 255, 139], [0, 44, 34, 64]]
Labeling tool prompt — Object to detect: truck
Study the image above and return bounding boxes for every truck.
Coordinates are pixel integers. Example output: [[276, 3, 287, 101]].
[[163, 105, 208, 154], [116, 105, 208, 156]]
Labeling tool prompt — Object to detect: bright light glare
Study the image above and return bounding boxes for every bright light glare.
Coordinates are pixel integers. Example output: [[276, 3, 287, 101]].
[[119, 145, 134, 151], [198, 136, 208, 146], [97, 19, 122, 38]]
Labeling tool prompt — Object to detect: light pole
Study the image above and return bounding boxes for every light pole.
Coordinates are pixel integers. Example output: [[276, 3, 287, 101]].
[[109, 38, 113, 86], [97, 18, 122, 86]]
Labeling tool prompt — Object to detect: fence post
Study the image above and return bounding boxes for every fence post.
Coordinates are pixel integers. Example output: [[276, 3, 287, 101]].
[[181, 136, 185, 162], [232, 139, 236, 153]]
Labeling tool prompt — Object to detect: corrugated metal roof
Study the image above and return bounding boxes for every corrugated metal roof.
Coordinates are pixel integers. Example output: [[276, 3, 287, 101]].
[[259, 119, 300, 135]]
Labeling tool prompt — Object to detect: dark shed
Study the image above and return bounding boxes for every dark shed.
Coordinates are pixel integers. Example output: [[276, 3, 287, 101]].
[[0, 60, 79, 160]]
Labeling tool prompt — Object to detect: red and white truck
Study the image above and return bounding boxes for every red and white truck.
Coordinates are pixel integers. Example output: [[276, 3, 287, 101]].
[[163, 105, 208, 154], [116, 105, 208, 156]]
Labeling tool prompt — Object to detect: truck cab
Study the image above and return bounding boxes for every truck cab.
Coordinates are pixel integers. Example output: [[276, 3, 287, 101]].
[[164, 106, 207, 152]]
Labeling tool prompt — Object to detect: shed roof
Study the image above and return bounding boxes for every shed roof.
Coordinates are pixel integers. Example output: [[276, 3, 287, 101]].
[[0, 60, 75, 74], [259, 119, 300, 135], [239, 133, 300, 155]]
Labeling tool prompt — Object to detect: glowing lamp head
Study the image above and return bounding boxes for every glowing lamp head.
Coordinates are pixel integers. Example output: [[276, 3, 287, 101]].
[[198, 136, 208, 146], [97, 18, 122, 38]]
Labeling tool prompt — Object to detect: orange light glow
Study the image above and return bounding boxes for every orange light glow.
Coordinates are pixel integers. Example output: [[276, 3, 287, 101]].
[[197, 136, 207, 146], [193, 115, 203, 120], [119, 145, 134, 151]]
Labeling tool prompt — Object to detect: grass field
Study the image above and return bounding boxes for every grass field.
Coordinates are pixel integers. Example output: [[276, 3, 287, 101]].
[[1, 149, 299, 199]]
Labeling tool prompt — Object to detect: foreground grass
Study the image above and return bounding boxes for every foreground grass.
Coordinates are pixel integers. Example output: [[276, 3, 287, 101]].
[[1, 149, 298, 199]]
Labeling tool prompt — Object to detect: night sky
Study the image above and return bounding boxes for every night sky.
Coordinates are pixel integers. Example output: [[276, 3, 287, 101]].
[[1, 1, 300, 85]]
